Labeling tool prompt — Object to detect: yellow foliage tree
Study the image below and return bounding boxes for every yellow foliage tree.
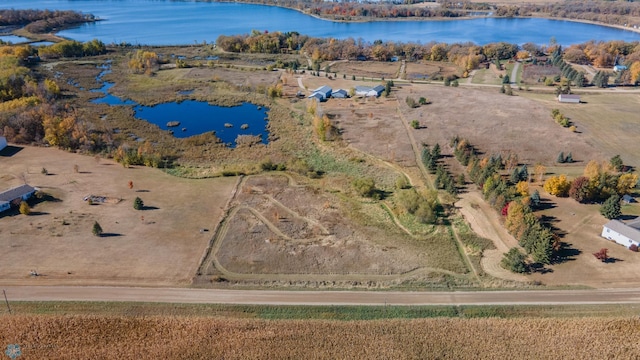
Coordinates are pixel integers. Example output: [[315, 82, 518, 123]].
[[583, 160, 602, 179], [505, 200, 526, 237], [516, 181, 529, 197], [543, 174, 570, 197], [617, 173, 639, 195], [630, 61, 640, 84]]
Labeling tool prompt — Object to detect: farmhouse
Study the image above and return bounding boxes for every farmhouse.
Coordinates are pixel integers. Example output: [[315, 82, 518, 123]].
[[558, 94, 580, 103], [601, 218, 640, 248], [0, 184, 36, 213], [0, 136, 7, 152]]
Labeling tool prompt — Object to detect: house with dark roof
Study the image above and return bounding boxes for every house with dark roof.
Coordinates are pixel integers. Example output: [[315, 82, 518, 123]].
[[601, 218, 640, 248], [0, 184, 36, 213]]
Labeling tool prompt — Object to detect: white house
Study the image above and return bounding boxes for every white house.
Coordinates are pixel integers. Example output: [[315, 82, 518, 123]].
[[0, 136, 7, 152], [558, 94, 580, 103], [601, 218, 640, 248], [0, 184, 37, 214]]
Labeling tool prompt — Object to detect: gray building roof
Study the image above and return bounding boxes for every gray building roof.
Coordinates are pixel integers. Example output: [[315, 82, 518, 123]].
[[0, 184, 36, 202], [604, 219, 640, 242], [313, 85, 332, 95], [372, 85, 385, 93]]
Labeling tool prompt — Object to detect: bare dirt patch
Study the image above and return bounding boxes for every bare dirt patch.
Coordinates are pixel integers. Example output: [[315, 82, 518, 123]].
[[406, 61, 461, 81], [0, 146, 237, 286], [208, 174, 432, 277]]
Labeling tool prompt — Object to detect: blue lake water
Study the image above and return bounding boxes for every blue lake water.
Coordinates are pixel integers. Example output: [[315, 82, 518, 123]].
[[0, 35, 30, 44], [134, 100, 269, 146], [89, 63, 269, 146], [2, 0, 640, 45]]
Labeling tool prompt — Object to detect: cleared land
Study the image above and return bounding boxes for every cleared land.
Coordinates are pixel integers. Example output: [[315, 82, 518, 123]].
[[0, 146, 237, 286]]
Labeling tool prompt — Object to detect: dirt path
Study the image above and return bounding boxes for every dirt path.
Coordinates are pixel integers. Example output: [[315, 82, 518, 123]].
[[510, 61, 520, 85], [5, 285, 640, 305], [456, 191, 527, 282]]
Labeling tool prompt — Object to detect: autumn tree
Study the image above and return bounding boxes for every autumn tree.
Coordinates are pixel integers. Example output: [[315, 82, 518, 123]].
[[516, 181, 529, 197], [569, 176, 593, 203], [534, 164, 546, 183], [617, 173, 639, 195], [543, 174, 570, 197]]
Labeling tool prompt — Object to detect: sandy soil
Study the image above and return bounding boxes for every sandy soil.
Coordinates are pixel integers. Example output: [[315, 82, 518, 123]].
[[0, 146, 237, 286]]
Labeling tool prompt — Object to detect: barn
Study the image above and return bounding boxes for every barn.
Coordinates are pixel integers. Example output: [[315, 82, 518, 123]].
[[601, 218, 640, 248], [558, 94, 580, 103]]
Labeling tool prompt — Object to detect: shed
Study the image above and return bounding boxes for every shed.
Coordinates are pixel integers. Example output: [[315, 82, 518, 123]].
[[623, 194, 635, 204], [613, 65, 628, 72], [601, 218, 640, 248], [558, 94, 580, 103], [0, 136, 7, 152]]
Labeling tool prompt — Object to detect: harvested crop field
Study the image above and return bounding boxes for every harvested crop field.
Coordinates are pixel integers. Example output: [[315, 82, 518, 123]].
[[405, 61, 461, 80], [2, 315, 640, 359]]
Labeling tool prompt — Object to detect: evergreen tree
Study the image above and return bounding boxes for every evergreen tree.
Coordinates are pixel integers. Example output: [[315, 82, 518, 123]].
[[502, 74, 510, 84], [92, 221, 103, 237], [556, 152, 565, 163], [501, 248, 527, 273], [565, 152, 573, 163], [431, 143, 441, 159], [134, 196, 144, 210], [530, 189, 541, 209], [519, 165, 529, 182], [600, 194, 621, 220]]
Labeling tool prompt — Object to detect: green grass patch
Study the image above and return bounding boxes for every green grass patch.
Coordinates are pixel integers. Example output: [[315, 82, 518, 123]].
[[8, 302, 640, 319]]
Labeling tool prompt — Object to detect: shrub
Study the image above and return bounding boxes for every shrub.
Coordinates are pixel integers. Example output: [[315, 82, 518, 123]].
[[630, 244, 638, 252], [19, 201, 31, 215], [600, 194, 621, 220], [352, 177, 376, 198], [501, 248, 527, 273], [410, 120, 420, 129]]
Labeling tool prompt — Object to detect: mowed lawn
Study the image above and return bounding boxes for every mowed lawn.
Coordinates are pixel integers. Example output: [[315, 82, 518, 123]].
[[523, 92, 640, 168]]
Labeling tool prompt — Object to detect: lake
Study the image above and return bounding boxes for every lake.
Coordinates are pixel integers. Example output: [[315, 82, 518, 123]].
[[3, 0, 640, 46]]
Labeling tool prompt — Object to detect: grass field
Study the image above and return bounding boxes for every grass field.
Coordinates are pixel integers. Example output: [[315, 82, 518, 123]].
[[520, 92, 640, 168]]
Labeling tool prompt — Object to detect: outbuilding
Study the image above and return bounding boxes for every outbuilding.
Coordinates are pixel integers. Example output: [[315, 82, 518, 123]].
[[331, 89, 348, 98], [558, 94, 580, 103], [601, 218, 640, 248], [0, 136, 7, 152], [0, 184, 37, 214], [311, 85, 332, 100]]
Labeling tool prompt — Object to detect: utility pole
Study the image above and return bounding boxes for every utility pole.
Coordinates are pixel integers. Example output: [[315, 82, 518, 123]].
[[3, 289, 11, 314]]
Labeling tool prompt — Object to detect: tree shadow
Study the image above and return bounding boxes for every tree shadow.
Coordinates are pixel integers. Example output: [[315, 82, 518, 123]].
[[619, 215, 638, 221], [552, 242, 581, 264], [28, 211, 49, 216], [604, 257, 623, 264], [0, 145, 23, 157], [78, 171, 92, 174], [100, 233, 123, 237], [142, 206, 159, 211], [136, 190, 150, 193], [534, 199, 557, 211]]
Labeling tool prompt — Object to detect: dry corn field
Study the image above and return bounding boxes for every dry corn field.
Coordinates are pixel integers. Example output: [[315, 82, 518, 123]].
[[2, 315, 640, 359]]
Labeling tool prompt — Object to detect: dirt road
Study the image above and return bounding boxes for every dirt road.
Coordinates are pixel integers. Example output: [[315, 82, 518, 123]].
[[4, 286, 640, 305]]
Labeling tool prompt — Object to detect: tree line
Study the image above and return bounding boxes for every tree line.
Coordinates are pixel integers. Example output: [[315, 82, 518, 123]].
[[0, 9, 95, 34]]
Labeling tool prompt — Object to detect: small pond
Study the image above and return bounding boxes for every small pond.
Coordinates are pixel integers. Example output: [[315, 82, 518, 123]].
[[134, 100, 269, 146], [0, 35, 30, 44], [90, 63, 269, 147]]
